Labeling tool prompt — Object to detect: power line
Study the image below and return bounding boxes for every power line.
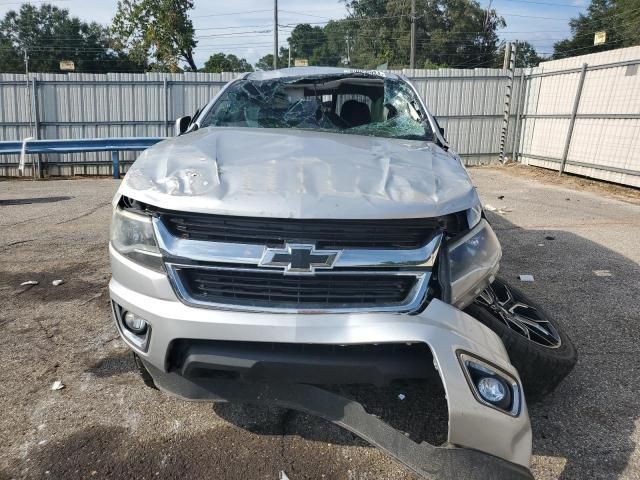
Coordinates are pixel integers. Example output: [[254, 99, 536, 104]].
[[500, 0, 585, 7], [191, 9, 271, 19]]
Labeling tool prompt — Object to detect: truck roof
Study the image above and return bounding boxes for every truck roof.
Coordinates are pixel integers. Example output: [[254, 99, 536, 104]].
[[245, 66, 401, 81]]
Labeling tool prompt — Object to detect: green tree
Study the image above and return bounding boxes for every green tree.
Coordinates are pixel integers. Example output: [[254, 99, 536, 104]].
[[288, 24, 327, 62], [255, 54, 276, 70], [616, 0, 640, 47], [496, 41, 542, 68], [255, 47, 289, 70], [0, 31, 21, 72], [552, 0, 630, 59], [112, 0, 197, 72], [309, 20, 348, 66], [0, 4, 142, 73], [340, 0, 505, 69], [202, 52, 253, 73]]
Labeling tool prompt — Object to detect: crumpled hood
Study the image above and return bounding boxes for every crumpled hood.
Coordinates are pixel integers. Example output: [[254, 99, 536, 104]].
[[118, 127, 479, 219]]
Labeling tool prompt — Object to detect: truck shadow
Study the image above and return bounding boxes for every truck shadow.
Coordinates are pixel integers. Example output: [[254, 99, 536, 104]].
[[212, 375, 449, 447], [485, 211, 640, 479]]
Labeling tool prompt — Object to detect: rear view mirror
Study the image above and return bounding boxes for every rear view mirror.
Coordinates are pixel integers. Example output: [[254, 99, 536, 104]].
[[175, 116, 191, 136]]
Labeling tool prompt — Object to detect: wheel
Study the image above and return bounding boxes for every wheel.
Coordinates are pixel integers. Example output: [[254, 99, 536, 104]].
[[132, 352, 158, 390], [464, 278, 577, 401]]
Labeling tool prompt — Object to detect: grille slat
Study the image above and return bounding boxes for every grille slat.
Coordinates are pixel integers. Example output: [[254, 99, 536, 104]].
[[160, 211, 464, 249], [179, 268, 416, 309]]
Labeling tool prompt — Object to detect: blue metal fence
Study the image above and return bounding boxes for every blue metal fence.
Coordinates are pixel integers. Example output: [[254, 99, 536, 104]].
[[0, 137, 164, 179]]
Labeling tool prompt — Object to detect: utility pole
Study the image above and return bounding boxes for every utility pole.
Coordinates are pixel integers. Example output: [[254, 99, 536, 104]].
[[24, 48, 32, 133], [273, 0, 278, 70], [345, 35, 351, 65], [410, 0, 416, 69], [502, 41, 512, 70], [288, 44, 291, 68]]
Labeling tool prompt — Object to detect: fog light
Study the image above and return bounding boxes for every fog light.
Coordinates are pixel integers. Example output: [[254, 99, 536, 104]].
[[123, 311, 148, 334], [458, 352, 521, 416], [477, 376, 506, 403]]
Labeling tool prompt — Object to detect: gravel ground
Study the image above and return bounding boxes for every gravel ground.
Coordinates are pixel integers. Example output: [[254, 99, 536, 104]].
[[0, 165, 639, 479]]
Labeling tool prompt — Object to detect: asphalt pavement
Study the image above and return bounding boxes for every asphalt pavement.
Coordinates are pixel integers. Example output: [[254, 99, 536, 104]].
[[0, 165, 639, 479]]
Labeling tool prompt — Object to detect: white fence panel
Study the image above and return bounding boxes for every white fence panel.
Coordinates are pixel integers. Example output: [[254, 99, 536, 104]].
[[518, 46, 640, 188]]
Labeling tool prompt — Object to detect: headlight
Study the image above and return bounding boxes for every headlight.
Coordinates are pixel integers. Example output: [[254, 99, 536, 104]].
[[447, 219, 501, 307], [110, 207, 164, 272], [466, 203, 483, 229]]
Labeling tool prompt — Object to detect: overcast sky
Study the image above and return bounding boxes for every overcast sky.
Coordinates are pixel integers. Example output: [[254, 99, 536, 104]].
[[0, 0, 587, 66]]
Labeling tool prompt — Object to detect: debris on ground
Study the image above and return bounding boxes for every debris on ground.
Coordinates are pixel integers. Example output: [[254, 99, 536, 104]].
[[279, 471, 290, 480], [519, 275, 535, 282], [20, 280, 38, 286], [79, 291, 103, 306], [537, 243, 545, 246], [398, 393, 406, 401], [593, 270, 613, 277], [545, 236, 555, 241], [50, 380, 65, 391], [484, 204, 513, 215], [497, 195, 505, 200], [52, 279, 64, 286]]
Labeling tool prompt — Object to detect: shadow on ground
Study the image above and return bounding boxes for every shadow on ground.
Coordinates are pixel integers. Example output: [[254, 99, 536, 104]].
[[485, 211, 640, 480]]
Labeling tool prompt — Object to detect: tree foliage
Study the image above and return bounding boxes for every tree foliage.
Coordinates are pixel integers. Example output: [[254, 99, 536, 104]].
[[274, 0, 508, 69], [112, 0, 197, 72], [255, 47, 289, 70], [202, 52, 253, 73], [553, 0, 640, 59], [496, 41, 542, 68], [0, 4, 142, 73]]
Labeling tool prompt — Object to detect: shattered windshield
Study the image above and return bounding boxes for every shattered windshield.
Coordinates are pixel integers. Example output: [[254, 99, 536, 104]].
[[199, 75, 435, 141]]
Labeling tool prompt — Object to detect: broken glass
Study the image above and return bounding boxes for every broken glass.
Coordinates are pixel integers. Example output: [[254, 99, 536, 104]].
[[199, 74, 434, 142]]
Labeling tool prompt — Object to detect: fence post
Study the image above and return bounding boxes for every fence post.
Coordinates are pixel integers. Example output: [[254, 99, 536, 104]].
[[30, 78, 42, 178], [559, 62, 588, 175], [511, 68, 526, 163], [163, 78, 169, 136], [111, 151, 120, 179], [499, 42, 516, 162]]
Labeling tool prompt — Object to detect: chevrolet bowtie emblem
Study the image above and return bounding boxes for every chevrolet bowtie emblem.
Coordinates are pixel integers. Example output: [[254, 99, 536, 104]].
[[258, 243, 340, 274]]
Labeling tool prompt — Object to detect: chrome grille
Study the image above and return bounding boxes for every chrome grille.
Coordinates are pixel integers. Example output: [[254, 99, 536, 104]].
[[148, 212, 443, 314], [172, 265, 419, 311], [158, 210, 462, 249]]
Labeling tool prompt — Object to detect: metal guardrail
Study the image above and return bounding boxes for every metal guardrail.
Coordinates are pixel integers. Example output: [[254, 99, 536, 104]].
[[0, 137, 164, 179]]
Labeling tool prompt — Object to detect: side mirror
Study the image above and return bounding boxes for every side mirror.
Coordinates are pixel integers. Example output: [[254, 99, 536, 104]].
[[439, 126, 445, 138], [174, 116, 191, 136]]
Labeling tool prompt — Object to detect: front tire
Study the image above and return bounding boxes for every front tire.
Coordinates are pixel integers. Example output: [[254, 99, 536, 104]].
[[464, 278, 577, 401]]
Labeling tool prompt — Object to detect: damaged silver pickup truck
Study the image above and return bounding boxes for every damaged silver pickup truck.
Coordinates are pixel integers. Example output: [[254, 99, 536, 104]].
[[109, 68, 576, 479]]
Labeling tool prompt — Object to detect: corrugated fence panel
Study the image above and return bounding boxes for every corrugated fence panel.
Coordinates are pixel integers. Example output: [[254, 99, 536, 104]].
[[1, 69, 517, 175], [392, 68, 515, 165]]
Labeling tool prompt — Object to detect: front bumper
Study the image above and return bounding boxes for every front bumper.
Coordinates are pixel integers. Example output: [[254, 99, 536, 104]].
[[109, 245, 532, 471]]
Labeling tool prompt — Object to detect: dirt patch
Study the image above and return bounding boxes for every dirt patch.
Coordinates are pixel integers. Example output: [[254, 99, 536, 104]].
[[0, 263, 107, 303], [473, 163, 640, 205]]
